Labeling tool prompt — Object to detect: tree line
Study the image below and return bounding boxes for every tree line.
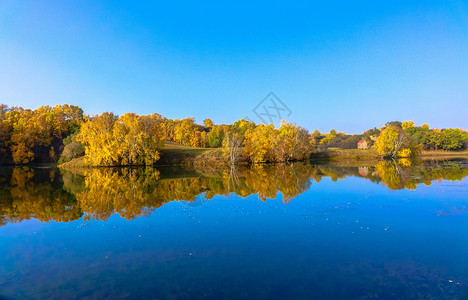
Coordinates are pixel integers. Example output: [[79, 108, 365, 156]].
[[0, 104, 314, 165], [0, 104, 83, 165], [315, 120, 468, 158], [0, 103, 467, 165]]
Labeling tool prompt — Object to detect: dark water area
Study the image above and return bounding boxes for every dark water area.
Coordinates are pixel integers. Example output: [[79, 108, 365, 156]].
[[1, 160, 468, 299]]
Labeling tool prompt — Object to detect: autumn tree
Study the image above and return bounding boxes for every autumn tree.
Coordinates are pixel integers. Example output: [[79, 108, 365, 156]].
[[275, 120, 313, 161], [78, 112, 118, 166], [375, 125, 419, 158], [78, 112, 165, 166], [244, 124, 277, 163], [223, 130, 243, 165], [320, 129, 339, 145], [174, 118, 196, 145], [5, 104, 83, 164], [203, 118, 214, 128], [0, 105, 12, 163], [401, 120, 415, 130], [310, 129, 322, 144], [136, 114, 166, 163], [113, 113, 165, 165]]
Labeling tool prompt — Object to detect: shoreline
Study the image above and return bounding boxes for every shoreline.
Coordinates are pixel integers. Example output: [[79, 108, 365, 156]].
[[56, 147, 468, 170]]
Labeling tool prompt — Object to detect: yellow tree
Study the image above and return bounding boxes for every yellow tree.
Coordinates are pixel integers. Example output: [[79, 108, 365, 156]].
[[203, 118, 214, 128], [244, 124, 277, 163], [136, 114, 165, 165], [113, 113, 141, 165], [0, 105, 11, 162], [5, 104, 84, 164], [276, 120, 313, 161], [375, 126, 418, 158], [174, 118, 196, 145], [79, 112, 165, 166], [78, 112, 118, 166], [319, 129, 337, 145], [10, 108, 43, 164], [402, 120, 415, 130]]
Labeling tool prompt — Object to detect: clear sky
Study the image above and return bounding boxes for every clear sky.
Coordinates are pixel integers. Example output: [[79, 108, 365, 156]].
[[1, 0, 467, 133]]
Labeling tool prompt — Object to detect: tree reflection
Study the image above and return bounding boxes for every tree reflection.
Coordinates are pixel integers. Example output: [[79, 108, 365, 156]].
[[376, 160, 468, 190], [0, 159, 467, 225], [74, 163, 314, 221], [0, 166, 82, 226]]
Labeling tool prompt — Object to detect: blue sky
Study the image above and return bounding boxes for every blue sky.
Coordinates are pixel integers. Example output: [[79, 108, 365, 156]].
[[1, 0, 467, 133]]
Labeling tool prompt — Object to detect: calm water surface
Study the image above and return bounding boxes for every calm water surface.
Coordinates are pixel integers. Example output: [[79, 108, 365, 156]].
[[1, 160, 468, 299]]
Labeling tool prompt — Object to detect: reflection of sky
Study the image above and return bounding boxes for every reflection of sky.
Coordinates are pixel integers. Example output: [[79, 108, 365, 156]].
[[1, 177, 468, 298]]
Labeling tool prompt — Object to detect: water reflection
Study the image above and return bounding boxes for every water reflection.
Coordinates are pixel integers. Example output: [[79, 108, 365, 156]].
[[0, 167, 81, 226], [1, 160, 467, 225]]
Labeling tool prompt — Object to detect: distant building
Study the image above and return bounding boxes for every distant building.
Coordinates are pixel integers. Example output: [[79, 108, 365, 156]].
[[358, 166, 369, 176], [357, 139, 368, 149]]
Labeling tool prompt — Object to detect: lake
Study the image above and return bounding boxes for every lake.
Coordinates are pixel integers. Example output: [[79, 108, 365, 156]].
[[1, 160, 468, 299]]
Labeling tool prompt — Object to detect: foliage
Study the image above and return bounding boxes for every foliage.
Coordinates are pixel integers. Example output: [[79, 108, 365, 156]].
[[439, 128, 467, 150], [275, 120, 313, 161], [58, 133, 85, 164], [231, 119, 256, 136], [319, 129, 345, 145], [401, 120, 415, 130], [338, 135, 363, 149], [1, 103, 467, 167], [385, 121, 402, 128], [208, 125, 228, 148], [78, 112, 165, 166], [244, 124, 276, 163], [78, 112, 117, 166], [0, 104, 84, 164], [244, 121, 313, 163], [375, 125, 419, 158], [202, 118, 214, 128], [364, 127, 380, 136], [404, 122, 468, 151], [222, 130, 243, 165]]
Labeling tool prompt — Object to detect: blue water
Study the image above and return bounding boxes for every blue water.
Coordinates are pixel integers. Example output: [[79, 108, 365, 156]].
[[1, 162, 468, 299]]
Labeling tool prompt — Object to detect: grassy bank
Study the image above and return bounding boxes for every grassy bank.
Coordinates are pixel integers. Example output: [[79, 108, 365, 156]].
[[310, 148, 468, 166], [310, 148, 380, 166], [421, 150, 468, 159], [59, 143, 468, 169], [59, 141, 231, 169], [156, 141, 228, 166]]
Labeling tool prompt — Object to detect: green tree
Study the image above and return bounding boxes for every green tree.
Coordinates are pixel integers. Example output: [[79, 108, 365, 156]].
[[231, 119, 256, 136], [208, 125, 227, 148], [440, 129, 467, 150]]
